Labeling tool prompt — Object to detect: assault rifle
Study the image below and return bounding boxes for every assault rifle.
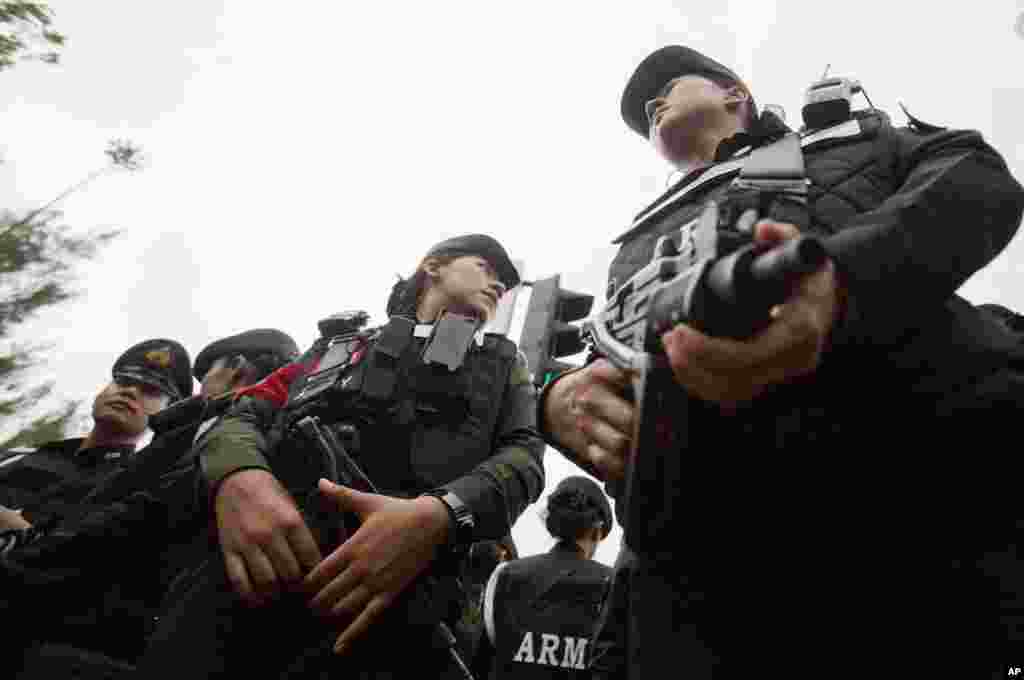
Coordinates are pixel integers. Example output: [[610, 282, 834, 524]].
[[582, 200, 828, 555]]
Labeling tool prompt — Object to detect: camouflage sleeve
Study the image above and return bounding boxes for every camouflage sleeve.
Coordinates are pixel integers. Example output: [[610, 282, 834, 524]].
[[197, 396, 278, 500], [442, 352, 546, 541], [196, 360, 311, 500]]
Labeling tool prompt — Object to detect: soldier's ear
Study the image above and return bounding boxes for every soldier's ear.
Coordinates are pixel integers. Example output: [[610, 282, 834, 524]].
[[723, 85, 749, 109], [422, 257, 443, 280]]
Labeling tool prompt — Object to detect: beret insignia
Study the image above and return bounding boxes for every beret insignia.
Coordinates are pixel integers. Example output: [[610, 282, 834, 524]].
[[144, 349, 172, 369]]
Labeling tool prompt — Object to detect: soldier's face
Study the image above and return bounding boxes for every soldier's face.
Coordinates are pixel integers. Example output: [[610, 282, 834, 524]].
[[646, 75, 741, 162], [428, 255, 507, 322], [92, 379, 169, 435]]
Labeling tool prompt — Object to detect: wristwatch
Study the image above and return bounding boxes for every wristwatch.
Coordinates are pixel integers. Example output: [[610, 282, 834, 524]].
[[422, 490, 475, 555]]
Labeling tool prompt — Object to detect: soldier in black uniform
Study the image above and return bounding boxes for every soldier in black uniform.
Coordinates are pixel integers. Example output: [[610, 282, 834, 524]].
[[0, 330, 298, 679], [147, 328, 304, 621], [0, 338, 192, 531], [456, 535, 518, 672], [135, 234, 545, 680], [538, 46, 1024, 678], [476, 476, 612, 680]]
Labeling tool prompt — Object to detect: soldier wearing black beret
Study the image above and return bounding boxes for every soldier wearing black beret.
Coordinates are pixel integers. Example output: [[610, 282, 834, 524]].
[[0, 332, 302, 678], [111, 338, 193, 405], [0, 339, 191, 677], [136, 234, 543, 680], [0, 337, 191, 530], [537, 43, 1024, 679], [387, 233, 521, 316], [192, 328, 300, 398]]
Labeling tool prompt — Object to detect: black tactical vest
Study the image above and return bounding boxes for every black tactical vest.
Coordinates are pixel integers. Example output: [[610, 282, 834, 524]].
[[486, 544, 612, 680], [281, 319, 520, 497]]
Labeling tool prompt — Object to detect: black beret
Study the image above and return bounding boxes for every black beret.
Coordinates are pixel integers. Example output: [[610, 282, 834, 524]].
[[112, 338, 192, 402], [550, 475, 613, 538], [193, 328, 300, 381], [621, 45, 753, 138], [426, 234, 520, 290]]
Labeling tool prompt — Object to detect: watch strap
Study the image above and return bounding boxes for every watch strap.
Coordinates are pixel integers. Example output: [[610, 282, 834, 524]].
[[422, 490, 475, 553]]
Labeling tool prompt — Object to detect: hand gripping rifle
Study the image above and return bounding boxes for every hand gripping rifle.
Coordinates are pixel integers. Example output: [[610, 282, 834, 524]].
[[582, 200, 828, 556], [285, 415, 476, 680]]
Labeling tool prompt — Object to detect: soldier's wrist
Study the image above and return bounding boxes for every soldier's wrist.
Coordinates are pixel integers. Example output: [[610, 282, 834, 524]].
[[539, 367, 586, 448], [209, 465, 275, 506], [415, 495, 454, 545], [419, 490, 475, 556]]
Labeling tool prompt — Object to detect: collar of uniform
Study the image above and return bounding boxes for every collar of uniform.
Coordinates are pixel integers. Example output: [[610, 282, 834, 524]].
[[47, 438, 134, 464], [714, 132, 754, 162], [33, 437, 87, 456], [551, 540, 585, 556], [614, 158, 746, 244], [715, 109, 790, 162], [413, 322, 486, 347]]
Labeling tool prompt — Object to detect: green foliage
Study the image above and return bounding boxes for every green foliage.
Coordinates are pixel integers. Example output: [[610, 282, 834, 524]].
[[1, 397, 80, 448], [1, 141, 145, 444], [0, 210, 118, 338], [0, 2, 64, 71]]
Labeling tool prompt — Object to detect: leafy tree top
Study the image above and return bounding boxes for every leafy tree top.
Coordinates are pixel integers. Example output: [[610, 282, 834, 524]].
[[0, 2, 63, 71]]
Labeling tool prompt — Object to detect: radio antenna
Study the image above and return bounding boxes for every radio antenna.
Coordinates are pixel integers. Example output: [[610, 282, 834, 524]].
[[821, 63, 831, 79]]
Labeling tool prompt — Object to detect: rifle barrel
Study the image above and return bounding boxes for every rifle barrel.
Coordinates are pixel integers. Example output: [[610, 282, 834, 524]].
[[748, 236, 828, 288]]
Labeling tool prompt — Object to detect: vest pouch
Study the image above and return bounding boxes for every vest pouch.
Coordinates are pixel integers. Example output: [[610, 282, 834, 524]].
[[362, 317, 415, 402], [408, 339, 515, 488], [406, 362, 471, 425]]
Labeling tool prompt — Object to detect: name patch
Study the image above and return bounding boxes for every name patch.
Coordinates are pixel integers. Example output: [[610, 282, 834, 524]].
[[512, 632, 588, 670]]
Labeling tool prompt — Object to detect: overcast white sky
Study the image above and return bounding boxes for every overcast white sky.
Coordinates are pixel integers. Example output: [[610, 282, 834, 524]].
[[2, 1, 1023, 565]]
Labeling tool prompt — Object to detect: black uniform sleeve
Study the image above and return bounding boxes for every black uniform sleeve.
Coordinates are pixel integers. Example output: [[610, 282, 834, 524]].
[[824, 126, 1024, 346], [442, 352, 546, 541]]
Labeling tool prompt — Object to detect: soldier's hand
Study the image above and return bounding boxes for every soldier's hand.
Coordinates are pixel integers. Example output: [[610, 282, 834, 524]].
[[303, 480, 450, 655], [214, 469, 322, 606], [661, 220, 842, 409], [543, 360, 633, 484], [200, 355, 255, 398], [0, 506, 31, 531]]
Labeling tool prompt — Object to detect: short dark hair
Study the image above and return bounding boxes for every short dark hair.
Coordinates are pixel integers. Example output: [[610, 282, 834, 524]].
[[387, 253, 461, 317], [243, 352, 291, 383], [545, 485, 611, 541]]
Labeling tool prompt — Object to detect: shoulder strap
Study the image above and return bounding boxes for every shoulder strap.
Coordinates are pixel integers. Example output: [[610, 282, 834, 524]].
[[730, 132, 807, 195], [727, 131, 810, 230], [484, 333, 518, 360], [620, 118, 867, 242]]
